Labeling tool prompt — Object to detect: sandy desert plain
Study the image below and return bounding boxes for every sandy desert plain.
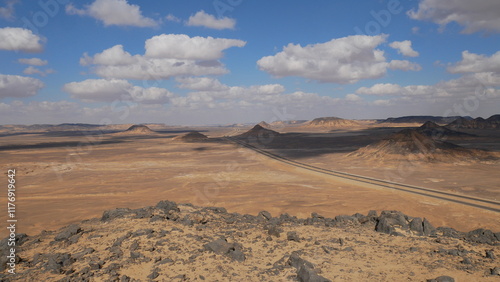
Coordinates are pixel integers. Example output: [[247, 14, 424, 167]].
[[0, 116, 499, 281]]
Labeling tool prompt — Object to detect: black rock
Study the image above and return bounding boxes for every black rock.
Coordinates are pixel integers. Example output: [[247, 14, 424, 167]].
[[203, 238, 246, 262], [436, 227, 464, 239], [147, 268, 160, 279], [155, 200, 180, 214], [491, 267, 500, 276], [287, 231, 300, 242], [297, 264, 331, 282], [409, 217, 424, 235], [466, 229, 499, 245], [426, 276, 455, 282], [54, 224, 82, 242], [101, 208, 133, 222], [258, 211, 272, 221], [267, 225, 282, 238], [375, 211, 409, 234], [423, 218, 436, 236], [486, 249, 496, 260], [287, 252, 314, 270], [461, 257, 472, 265], [44, 253, 75, 274]]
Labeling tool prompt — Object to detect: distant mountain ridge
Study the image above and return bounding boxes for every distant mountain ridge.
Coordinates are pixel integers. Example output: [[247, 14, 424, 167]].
[[380, 116, 472, 124]]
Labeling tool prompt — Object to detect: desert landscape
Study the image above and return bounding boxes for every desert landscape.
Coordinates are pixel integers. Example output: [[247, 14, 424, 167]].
[[0, 116, 499, 280]]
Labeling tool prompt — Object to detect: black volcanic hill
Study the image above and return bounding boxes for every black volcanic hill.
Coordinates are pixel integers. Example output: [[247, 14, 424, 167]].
[[350, 129, 492, 161], [236, 124, 280, 139], [447, 115, 500, 129], [307, 117, 359, 127], [123, 124, 156, 134], [417, 121, 473, 138], [380, 116, 471, 124], [174, 131, 208, 142]]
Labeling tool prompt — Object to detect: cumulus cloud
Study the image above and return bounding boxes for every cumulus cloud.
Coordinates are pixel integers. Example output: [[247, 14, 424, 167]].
[[145, 34, 245, 60], [165, 14, 180, 23], [0, 74, 44, 98], [66, 0, 158, 27], [408, 0, 500, 34], [176, 77, 230, 91], [447, 50, 500, 73], [0, 27, 44, 52], [18, 58, 48, 66], [81, 34, 246, 80], [356, 72, 500, 100], [257, 35, 421, 84], [389, 40, 419, 57], [22, 66, 55, 77], [0, 0, 18, 20], [186, 10, 236, 30], [63, 78, 174, 104]]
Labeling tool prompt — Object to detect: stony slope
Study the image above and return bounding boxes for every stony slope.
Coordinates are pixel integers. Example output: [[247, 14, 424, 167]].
[[1, 201, 499, 281]]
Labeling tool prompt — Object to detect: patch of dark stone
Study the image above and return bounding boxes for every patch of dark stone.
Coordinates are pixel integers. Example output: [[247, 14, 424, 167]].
[[426, 276, 455, 282], [53, 224, 82, 244], [287, 251, 331, 282], [203, 238, 246, 262]]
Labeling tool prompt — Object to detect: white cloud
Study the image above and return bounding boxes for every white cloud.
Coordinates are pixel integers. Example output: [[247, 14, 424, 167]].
[[0, 0, 17, 20], [356, 71, 500, 100], [176, 77, 230, 91], [145, 34, 245, 60], [388, 60, 422, 71], [18, 58, 48, 66], [257, 35, 420, 84], [186, 10, 236, 30], [0, 74, 44, 98], [66, 0, 158, 27], [447, 50, 500, 73], [389, 40, 419, 57], [63, 78, 174, 104], [408, 0, 500, 34], [165, 14, 180, 23], [0, 27, 44, 52], [345, 93, 363, 102], [81, 34, 246, 80], [22, 66, 55, 77]]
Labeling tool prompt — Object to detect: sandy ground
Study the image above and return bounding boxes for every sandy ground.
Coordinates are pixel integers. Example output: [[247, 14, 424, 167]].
[[0, 127, 498, 239]]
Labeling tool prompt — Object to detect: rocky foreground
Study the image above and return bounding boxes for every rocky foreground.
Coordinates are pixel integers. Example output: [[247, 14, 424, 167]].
[[1, 201, 499, 281]]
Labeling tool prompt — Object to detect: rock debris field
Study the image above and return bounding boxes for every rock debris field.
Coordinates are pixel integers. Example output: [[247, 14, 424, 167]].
[[1, 201, 499, 281]]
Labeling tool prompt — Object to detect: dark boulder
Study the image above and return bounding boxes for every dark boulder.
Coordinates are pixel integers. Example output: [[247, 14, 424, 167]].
[[101, 208, 134, 222], [54, 224, 82, 242]]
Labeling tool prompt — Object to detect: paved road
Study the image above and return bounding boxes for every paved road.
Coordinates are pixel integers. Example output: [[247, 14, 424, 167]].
[[225, 137, 500, 213]]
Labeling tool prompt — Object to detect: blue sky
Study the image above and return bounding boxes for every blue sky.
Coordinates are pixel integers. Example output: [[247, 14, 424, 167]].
[[0, 0, 499, 125]]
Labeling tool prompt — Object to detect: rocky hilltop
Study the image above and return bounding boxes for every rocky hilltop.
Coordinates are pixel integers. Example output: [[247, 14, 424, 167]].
[[350, 129, 493, 162], [1, 201, 498, 281]]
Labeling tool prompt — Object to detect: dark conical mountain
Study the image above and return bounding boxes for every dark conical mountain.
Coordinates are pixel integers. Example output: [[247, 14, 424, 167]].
[[349, 129, 492, 161], [236, 124, 280, 139]]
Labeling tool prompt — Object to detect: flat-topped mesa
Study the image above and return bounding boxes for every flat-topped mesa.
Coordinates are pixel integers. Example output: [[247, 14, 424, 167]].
[[307, 117, 360, 127]]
